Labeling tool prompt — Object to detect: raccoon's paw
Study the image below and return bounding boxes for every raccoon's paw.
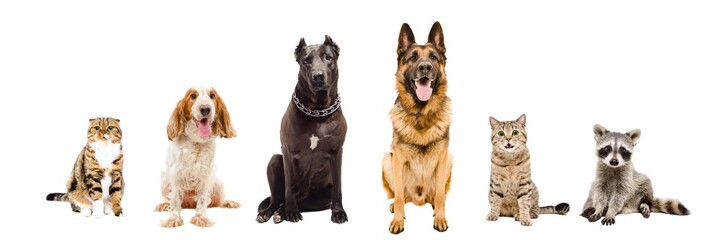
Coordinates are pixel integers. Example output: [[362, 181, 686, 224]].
[[601, 217, 615, 226], [80, 208, 92, 217], [588, 212, 602, 222], [639, 203, 651, 219], [486, 212, 499, 221], [580, 207, 595, 218]]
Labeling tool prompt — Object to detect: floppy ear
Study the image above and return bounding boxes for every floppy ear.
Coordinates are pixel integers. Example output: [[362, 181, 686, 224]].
[[516, 114, 526, 128], [211, 90, 236, 138], [397, 23, 415, 57], [593, 124, 609, 142], [489, 116, 500, 130], [626, 129, 641, 146], [324, 35, 340, 56], [167, 98, 187, 141], [295, 38, 306, 62], [427, 21, 445, 54]]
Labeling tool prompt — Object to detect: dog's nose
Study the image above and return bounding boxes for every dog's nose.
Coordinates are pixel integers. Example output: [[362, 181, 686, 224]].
[[313, 72, 325, 84], [418, 62, 432, 74], [610, 158, 619, 166], [200, 105, 211, 116]]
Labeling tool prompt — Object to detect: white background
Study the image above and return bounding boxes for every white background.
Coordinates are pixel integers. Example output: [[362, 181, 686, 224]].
[[1, 0, 723, 239]]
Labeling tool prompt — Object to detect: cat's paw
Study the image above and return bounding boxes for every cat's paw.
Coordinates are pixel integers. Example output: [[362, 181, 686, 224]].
[[104, 204, 113, 215], [161, 216, 183, 228], [190, 214, 215, 227], [80, 208, 92, 217], [519, 218, 533, 226], [601, 217, 615, 226], [486, 212, 499, 221]]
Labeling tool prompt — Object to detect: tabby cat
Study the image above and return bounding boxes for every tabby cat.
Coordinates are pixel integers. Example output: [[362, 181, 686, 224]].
[[46, 117, 124, 217], [486, 114, 569, 226]]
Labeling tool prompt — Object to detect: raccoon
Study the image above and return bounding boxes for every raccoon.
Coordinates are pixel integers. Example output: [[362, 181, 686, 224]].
[[580, 124, 690, 226]]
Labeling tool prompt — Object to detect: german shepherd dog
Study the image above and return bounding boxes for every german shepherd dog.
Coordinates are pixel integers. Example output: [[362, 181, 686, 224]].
[[256, 35, 348, 224], [382, 21, 452, 234]]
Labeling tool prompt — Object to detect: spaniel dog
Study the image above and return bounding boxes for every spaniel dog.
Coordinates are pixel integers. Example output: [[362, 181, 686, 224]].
[[154, 86, 239, 227]]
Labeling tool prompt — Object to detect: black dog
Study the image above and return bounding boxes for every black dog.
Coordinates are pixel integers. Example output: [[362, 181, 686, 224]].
[[256, 35, 348, 224]]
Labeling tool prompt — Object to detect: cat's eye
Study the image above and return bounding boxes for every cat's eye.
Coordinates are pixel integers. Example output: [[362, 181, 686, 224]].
[[94, 126, 100, 131], [497, 131, 504, 136], [107, 126, 114, 131], [513, 130, 519, 135]]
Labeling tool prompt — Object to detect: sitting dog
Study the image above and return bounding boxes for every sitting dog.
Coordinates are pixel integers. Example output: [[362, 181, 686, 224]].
[[155, 87, 240, 227], [256, 35, 348, 224]]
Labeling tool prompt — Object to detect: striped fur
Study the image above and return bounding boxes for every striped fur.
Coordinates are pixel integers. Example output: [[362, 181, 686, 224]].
[[46, 117, 124, 217], [486, 114, 569, 226], [581, 124, 689, 226]]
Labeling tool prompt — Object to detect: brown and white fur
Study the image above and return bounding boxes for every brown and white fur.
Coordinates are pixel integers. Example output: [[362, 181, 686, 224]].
[[155, 87, 239, 228], [580, 124, 690, 226]]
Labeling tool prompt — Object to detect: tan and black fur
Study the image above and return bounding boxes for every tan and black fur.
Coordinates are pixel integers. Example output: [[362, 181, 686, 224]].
[[486, 114, 569, 226], [382, 21, 452, 234], [581, 124, 689, 226], [46, 117, 124, 217]]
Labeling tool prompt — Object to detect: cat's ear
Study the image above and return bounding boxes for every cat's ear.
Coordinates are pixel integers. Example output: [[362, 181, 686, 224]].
[[626, 129, 641, 146], [211, 89, 237, 139], [593, 124, 609, 142], [489, 116, 500, 130], [167, 99, 187, 141], [516, 114, 526, 128]]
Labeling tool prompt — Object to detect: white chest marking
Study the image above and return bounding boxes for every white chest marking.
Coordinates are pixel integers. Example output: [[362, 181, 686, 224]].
[[89, 141, 122, 169], [309, 134, 319, 150]]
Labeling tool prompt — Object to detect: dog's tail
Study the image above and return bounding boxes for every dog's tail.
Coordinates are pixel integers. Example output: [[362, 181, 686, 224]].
[[652, 198, 690, 215], [46, 192, 69, 202], [258, 197, 271, 212], [539, 202, 570, 215]]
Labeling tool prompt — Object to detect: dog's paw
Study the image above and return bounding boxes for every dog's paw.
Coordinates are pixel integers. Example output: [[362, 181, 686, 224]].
[[388, 219, 405, 234], [433, 217, 448, 232], [331, 210, 348, 224], [285, 209, 303, 223], [639, 203, 651, 219], [389, 203, 394, 213], [191, 215, 214, 227], [154, 203, 170, 212], [222, 200, 240, 209], [486, 212, 499, 221], [161, 216, 183, 228], [272, 211, 283, 224], [601, 217, 615, 226], [256, 210, 273, 223]]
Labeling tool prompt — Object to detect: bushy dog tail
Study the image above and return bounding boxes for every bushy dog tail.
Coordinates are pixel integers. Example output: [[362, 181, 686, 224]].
[[258, 197, 271, 212], [46, 192, 68, 202], [539, 203, 570, 215]]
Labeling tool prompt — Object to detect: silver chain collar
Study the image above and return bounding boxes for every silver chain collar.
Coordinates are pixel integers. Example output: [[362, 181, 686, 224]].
[[292, 93, 341, 118]]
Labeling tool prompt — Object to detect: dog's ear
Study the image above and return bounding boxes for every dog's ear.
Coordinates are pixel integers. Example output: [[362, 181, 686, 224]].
[[593, 124, 609, 143], [626, 129, 641, 146], [516, 114, 526, 128], [167, 95, 188, 141], [324, 35, 340, 57], [295, 37, 306, 62], [489, 116, 500, 130], [428, 21, 445, 54], [211, 89, 237, 139], [397, 23, 415, 57]]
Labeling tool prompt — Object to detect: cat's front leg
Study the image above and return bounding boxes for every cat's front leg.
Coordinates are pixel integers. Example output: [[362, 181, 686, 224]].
[[106, 169, 123, 217], [515, 189, 533, 226], [87, 168, 105, 218], [486, 184, 503, 221]]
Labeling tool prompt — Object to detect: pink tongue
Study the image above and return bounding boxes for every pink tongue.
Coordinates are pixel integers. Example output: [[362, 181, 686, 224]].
[[415, 81, 433, 101], [198, 121, 212, 137]]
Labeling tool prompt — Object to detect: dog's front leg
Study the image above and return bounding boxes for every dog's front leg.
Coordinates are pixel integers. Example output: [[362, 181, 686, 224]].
[[330, 149, 347, 224], [432, 150, 450, 232], [190, 180, 215, 227], [282, 149, 302, 222], [161, 182, 183, 228], [388, 147, 406, 234]]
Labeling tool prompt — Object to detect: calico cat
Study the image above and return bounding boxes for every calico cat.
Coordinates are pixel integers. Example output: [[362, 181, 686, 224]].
[[46, 117, 124, 217], [486, 114, 569, 226]]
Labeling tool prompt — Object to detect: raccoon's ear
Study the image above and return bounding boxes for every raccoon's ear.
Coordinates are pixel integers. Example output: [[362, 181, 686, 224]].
[[626, 129, 641, 145], [397, 23, 415, 57], [427, 21, 445, 54], [516, 114, 526, 128], [593, 124, 609, 142], [489, 116, 500, 130], [295, 38, 306, 62]]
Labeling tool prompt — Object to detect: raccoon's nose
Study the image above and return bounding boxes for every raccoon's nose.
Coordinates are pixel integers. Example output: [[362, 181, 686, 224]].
[[610, 158, 619, 166]]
